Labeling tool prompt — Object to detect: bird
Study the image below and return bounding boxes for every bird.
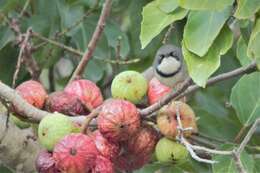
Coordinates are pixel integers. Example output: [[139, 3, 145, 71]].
[[153, 44, 188, 88]]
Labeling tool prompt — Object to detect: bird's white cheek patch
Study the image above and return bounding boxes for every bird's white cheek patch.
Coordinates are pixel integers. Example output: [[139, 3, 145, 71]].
[[157, 58, 181, 74]]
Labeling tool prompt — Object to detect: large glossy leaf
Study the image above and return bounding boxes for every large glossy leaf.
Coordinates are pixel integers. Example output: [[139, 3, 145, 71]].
[[178, 0, 234, 11], [212, 145, 254, 173], [156, 0, 179, 13], [234, 0, 260, 19], [183, 26, 233, 87], [236, 36, 252, 66], [0, 27, 15, 51], [140, 1, 188, 49], [247, 18, 260, 67], [183, 7, 231, 57], [230, 72, 260, 126]]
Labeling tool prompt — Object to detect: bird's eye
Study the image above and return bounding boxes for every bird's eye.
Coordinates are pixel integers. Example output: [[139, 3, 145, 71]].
[[169, 51, 179, 61], [158, 54, 165, 63]]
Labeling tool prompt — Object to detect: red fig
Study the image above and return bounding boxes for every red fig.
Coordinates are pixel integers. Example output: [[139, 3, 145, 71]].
[[35, 150, 60, 173], [92, 155, 114, 173]]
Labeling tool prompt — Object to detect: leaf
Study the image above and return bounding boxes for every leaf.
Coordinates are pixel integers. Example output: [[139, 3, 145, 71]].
[[236, 36, 252, 66], [178, 0, 234, 11], [247, 18, 260, 67], [182, 26, 233, 87], [134, 163, 161, 173], [212, 145, 254, 173], [140, 1, 188, 49], [230, 72, 260, 126], [134, 163, 184, 173], [183, 7, 231, 56], [234, 0, 260, 19], [0, 27, 15, 51], [156, 0, 179, 13], [104, 20, 130, 58]]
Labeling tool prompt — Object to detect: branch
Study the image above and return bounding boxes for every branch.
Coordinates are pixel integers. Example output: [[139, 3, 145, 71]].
[[69, 0, 113, 82]]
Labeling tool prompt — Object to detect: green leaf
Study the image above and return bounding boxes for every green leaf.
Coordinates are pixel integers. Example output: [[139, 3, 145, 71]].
[[230, 72, 260, 126], [236, 36, 252, 66], [140, 1, 188, 49], [234, 0, 260, 19], [247, 18, 260, 66], [178, 0, 234, 11], [134, 163, 161, 173], [182, 26, 233, 87], [156, 0, 179, 13], [183, 7, 231, 56], [212, 146, 254, 173], [0, 27, 15, 51]]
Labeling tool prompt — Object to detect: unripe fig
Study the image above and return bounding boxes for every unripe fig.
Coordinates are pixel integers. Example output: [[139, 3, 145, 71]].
[[64, 79, 103, 110], [53, 133, 98, 173], [38, 113, 74, 151], [91, 130, 120, 160], [111, 71, 148, 104], [14, 80, 47, 114], [147, 77, 171, 105], [35, 150, 60, 173], [45, 91, 88, 116], [92, 155, 114, 173], [97, 99, 141, 142], [157, 101, 198, 139], [10, 114, 30, 129], [155, 137, 188, 164], [126, 125, 159, 156]]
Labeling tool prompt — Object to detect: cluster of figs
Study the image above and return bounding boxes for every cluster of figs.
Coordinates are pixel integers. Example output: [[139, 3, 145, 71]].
[[11, 70, 198, 173]]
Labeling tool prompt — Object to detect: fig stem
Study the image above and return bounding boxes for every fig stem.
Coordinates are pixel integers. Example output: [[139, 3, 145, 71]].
[[81, 107, 101, 134]]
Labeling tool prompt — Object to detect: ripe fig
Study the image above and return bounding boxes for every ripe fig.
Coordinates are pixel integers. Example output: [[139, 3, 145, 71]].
[[64, 79, 103, 110], [97, 99, 141, 142], [92, 155, 114, 173], [155, 137, 188, 164], [35, 150, 60, 173], [147, 77, 171, 105], [111, 71, 148, 104], [53, 133, 98, 173], [157, 101, 198, 139], [10, 114, 30, 129], [91, 130, 120, 160], [14, 80, 47, 114], [38, 113, 74, 151], [126, 125, 159, 156], [45, 91, 88, 116]]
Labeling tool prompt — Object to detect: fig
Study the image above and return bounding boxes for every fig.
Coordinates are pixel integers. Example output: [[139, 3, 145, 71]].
[[97, 99, 141, 142], [45, 91, 88, 116], [10, 114, 30, 129], [53, 133, 98, 173], [38, 112, 74, 151], [35, 150, 60, 173], [111, 71, 148, 104], [64, 79, 103, 110], [155, 137, 188, 164], [126, 125, 159, 156], [157, 101, 197, 139], [91, 130, 120, 160], [147, 77, 171, 105], [14, 80, 47, 114], [92, 155, 114, 173]]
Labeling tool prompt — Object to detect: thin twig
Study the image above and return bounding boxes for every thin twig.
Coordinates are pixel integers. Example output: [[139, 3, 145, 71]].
[[69, 0, 113, 82], [81, 107, 101, 134], [19, 0, 31, 18], [12, 27, 32, 88]]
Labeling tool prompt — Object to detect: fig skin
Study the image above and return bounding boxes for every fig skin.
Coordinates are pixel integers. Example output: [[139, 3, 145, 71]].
[[64, 79, 103, 110], [14, 80, 47, 114], [155, 137, 188, 164], [92, 155, 114, 173], [91, 130, 120, 160], [157, 101, 198, 139], [35, 150, 60, 173], [45, 91, 88, 116], [53, 133, 99, 173], [97, 99, 141, 142], [126, 125, 159, 156], [111, 71, 148, 104], [147, 77, 171, 105]]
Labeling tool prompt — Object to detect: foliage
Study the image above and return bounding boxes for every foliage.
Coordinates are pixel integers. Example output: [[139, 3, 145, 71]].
[[0, 0, 260, 173]]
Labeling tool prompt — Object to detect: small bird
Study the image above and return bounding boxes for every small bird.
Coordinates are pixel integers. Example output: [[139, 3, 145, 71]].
[[153, 44, 188, 88]]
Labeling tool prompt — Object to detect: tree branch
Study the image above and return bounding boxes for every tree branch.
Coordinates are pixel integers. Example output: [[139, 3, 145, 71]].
[[69, 0, 113, 82]]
